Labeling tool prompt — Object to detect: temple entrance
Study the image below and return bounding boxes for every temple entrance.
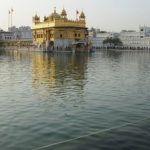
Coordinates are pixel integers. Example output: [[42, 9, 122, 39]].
[[46, 41, 54, 51], [49, 41, 54, 47], [73, 41, 88, 52]]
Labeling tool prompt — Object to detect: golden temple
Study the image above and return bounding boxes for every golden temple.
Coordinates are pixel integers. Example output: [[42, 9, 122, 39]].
[[32, 8, 88, 51]]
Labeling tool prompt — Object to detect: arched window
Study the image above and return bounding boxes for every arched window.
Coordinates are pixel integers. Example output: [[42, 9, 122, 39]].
[[60, 34, 63, 38]]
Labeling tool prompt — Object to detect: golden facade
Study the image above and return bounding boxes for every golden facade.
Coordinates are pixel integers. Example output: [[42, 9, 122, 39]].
[[32, 8, 88, 49]]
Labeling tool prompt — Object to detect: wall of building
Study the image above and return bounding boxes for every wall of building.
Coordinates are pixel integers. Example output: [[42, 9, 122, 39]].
[[9, 26, 32, 40], [90, 32, 119, 48], [119, 26, 150, 49], [0, 31, 14, 41], [90, 26, 150, 49]]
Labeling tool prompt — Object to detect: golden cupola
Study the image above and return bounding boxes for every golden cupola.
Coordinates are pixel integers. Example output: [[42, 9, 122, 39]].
[[79, 11, 85, 20], [49, 8, 61, 19], [32, 14, 40, 22], [61, 8, 67, 18]]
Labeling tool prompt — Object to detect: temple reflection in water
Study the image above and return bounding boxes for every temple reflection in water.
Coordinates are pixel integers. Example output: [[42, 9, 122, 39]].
[[31, 53, 89, 93]]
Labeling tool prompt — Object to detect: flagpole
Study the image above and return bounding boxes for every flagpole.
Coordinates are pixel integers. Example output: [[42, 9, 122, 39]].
[[10, 8, 14, 30], [11, 10, 12, 28], [8, 10, 10, 31]]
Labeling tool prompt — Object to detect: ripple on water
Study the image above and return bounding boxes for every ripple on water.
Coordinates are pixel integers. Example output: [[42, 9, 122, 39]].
[[0, 50, 150, 150]]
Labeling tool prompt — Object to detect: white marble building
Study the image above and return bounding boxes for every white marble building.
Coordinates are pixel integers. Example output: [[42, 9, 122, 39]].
[[0, 26, 32, 42], [9, 26, 32, 40], [90, 26, 150, 49], [90, 32, 118, 48], [0, 30, 14, 41], [119, 26, 150, 49]]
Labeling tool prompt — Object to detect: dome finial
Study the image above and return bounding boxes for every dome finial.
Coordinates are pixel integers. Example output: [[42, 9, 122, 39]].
[[54, 7, 56, 13], [80, 10, 85, 19]]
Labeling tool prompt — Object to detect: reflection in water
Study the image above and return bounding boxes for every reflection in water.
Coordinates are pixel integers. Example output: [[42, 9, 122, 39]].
[[32, 54, 56, 88], [102, 50, 123, 59], [0, 49, 32, 62], [31, 53, 89, 97]]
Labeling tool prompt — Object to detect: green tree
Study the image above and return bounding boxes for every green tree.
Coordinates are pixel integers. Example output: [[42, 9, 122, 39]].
[[103, 37, 122, 46]]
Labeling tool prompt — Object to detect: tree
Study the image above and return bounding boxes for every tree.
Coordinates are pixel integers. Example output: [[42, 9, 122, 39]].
[[113, 38, 122, 46], [103, 37, 122, 46]]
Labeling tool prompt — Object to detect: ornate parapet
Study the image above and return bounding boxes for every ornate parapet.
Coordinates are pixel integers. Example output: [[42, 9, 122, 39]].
[[32, 9, 86, 30], [32, 21, 55, 30], [54, 19, 86, 28], [32, 19, 86, 30]]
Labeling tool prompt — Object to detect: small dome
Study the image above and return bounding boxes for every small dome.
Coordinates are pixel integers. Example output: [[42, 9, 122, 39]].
[[50, 12, 61, 19], [61, 8, 67, 17], [34, 14, 40, 20], [53, 13, 60, 17], [80, 11, 85, 19], [50, 8, 61, 19]]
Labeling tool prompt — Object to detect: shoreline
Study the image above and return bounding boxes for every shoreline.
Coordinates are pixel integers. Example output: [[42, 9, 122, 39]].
[[0, 46, 90, 53], [92, 48, 150, 52], [1, 46, 150, 53]]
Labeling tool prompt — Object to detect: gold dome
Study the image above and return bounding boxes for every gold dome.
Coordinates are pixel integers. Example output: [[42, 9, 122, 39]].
[[50, 12, 60, 18], [33, 14, 40, 21], [50, 7, 61, 19], [61, 8, 67, 17]]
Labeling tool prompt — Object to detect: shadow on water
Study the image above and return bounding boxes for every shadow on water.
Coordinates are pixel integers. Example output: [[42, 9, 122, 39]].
[[101, 50, 123, 60]]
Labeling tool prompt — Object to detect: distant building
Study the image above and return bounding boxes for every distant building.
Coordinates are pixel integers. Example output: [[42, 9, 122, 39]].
[[119, 26, 150, 49], [88, 30, 95, 39], [88, 28, 98, 38], [0, 30, 14, 41], [9, 26, 32, 40], [90, 26, 150, 49], [90, 31, 119, 48], [0, 27, 32, 48], [32, 8, 88, 49]]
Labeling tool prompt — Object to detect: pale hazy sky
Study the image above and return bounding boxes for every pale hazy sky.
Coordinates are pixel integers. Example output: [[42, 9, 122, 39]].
[[0, 0, 150, 31]]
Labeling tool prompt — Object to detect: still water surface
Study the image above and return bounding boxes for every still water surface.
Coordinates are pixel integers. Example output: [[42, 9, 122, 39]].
[[0, 50, 150, 150]]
